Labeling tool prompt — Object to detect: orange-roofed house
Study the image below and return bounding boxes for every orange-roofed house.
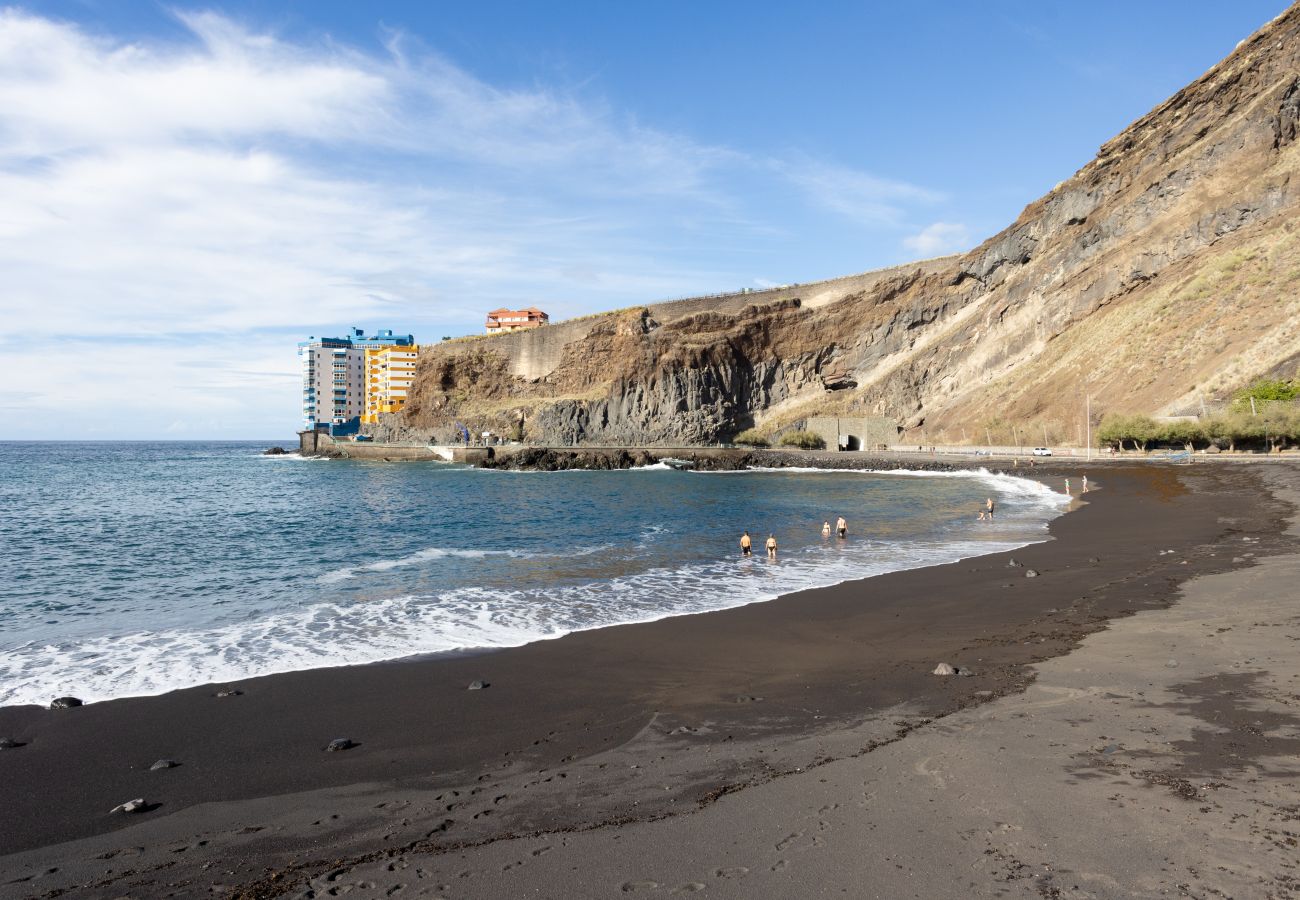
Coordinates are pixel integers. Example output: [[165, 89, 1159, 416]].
[[485, 307, 550, 334]]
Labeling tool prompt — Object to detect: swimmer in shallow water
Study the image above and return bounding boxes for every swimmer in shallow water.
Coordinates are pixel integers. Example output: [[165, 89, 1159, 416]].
[[740, 530, 752, 557], [836, 516, 847, 539], [766, 534, 777, 559], [821, 521, 831, 538]]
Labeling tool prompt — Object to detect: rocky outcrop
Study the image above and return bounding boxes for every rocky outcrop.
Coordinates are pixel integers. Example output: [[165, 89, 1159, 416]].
[[398, 7, 1300, 447]]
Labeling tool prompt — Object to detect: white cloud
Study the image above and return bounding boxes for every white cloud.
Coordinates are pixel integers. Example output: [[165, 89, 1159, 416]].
[[779, 159, 943, 227], [0, 9, 954, 437], [902, 221, 972, 257]]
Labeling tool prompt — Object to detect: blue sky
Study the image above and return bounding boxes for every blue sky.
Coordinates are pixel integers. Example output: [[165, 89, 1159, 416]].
[[1, 1, 1287, 438]]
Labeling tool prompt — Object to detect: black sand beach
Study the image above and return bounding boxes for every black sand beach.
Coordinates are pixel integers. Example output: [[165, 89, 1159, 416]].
[[1, 461, 1293, 898]]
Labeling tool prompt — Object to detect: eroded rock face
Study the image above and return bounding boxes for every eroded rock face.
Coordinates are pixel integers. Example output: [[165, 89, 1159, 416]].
[[398, 9, 1300, 446]]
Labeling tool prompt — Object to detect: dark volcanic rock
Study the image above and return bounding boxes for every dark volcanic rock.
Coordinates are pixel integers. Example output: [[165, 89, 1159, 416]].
[[467, 680, 489, 690], [215, 688, 243, 698], [0, 738, 23, 749], [263, 446, 289, 455], [1025, 569, 1040, 578], [325, 739, 356, 752], [49, 697, 82, 709], [150, 759, 179, 770]]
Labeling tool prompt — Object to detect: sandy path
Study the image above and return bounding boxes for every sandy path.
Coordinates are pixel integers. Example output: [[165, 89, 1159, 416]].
[[312, 465, 1300, 898]]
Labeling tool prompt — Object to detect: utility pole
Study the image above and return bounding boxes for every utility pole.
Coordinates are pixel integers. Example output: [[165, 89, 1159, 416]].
[[1086, 394, 1092, 461]]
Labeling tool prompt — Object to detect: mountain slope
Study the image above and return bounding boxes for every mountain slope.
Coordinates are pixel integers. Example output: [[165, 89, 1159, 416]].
[[393, 6, 1300, 447]]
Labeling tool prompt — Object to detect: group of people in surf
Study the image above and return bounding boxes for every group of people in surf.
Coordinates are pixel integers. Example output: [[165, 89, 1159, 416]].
[[740, 516, 846, 560], [740, 473, 1088, 560]]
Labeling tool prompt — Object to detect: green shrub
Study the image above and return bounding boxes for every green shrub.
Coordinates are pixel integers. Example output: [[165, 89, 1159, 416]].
[[733, 428, 770, 447], [778, 430, 826, 450]]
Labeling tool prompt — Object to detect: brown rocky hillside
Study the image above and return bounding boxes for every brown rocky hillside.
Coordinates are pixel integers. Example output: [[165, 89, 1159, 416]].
[[393, 5, 1300, 447]]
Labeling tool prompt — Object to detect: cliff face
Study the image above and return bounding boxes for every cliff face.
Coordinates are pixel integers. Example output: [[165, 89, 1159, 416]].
[[396, 7, 1300, 447]]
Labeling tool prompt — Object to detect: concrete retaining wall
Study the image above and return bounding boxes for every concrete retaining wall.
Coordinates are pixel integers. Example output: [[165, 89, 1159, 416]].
[[806, 416, 899, 451]]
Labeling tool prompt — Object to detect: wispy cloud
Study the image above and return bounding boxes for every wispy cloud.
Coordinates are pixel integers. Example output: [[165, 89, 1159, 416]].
[[777, 158, 944, 227], [903, 221, 972, 257], [0, 9, 953, 437]]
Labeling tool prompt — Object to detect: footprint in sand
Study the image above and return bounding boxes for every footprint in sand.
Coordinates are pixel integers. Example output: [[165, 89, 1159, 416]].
[[771, 860, 789, 872], [671, 884, 707, 893], [531, 846, 552, 857], [775, 831, 822, 852], [621, 880, 659, 892], [914, 756, 947, 789], [715, 866, 749, 879]]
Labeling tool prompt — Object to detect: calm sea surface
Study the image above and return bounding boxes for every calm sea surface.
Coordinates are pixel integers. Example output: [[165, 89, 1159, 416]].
[[0, 442, 1068, 706]]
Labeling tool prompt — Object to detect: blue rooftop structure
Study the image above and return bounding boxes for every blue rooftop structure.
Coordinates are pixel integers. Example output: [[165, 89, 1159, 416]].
[[297, 327, 414, 351]]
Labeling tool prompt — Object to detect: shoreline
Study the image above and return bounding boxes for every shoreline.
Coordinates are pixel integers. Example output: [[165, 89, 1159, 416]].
[[0, 462, 1287, 897]]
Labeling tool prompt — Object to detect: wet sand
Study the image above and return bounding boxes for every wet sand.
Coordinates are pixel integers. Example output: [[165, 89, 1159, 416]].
[[0, 462, 1291, 898]]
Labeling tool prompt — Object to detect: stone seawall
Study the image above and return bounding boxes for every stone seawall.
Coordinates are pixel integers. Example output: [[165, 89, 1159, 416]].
[[431, 256, 957, 381], [298, 432, 495, 463]]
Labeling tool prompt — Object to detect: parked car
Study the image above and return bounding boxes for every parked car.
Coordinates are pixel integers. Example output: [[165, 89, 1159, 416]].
[[1031, 446, 1052, 456]]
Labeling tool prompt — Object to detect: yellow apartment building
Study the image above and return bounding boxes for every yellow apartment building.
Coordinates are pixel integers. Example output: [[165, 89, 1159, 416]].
[[361, 344, 420, 423]]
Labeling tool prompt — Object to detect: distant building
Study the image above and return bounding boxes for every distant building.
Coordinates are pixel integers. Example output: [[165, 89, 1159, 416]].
[[298, 328, 414, 431], [361, 344, 420, 424], [485, 307, 549, 334]]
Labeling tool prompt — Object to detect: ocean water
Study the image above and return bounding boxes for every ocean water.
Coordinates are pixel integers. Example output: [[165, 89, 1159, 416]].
[[0, 442, 1068, 707]]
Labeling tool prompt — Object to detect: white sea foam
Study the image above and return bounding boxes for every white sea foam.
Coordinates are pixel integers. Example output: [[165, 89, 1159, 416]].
[[702, 466, 1068, 511], [0, 533, 1044, 707], [317, 547, 524, 584]]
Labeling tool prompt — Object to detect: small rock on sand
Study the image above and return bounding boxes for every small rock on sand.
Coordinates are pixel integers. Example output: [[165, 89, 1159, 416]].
[[1165, 659, 1179, 668], [110, 798, 148, 815], [325, 738, 355, 752], [0, 738, 23, 749], [1025, 569, 1040, 578], [468, 680, 489, 690], [215, 688, 243, 698], [49, 697, 82, 709], [1007, 558, 1023, 568], [933, 663, 957, 676], [150, 759, 178, 770]]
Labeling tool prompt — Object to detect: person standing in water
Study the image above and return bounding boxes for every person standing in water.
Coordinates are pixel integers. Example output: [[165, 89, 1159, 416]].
[[1082, 474, 1089, 493], [821, 521, 831, 538], [766, 534, 778, 559], [1065, 478, 1071, 496], [836, 516, 847, 539], [740, 531, 752, 557], [986, 497, 996, 520]]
